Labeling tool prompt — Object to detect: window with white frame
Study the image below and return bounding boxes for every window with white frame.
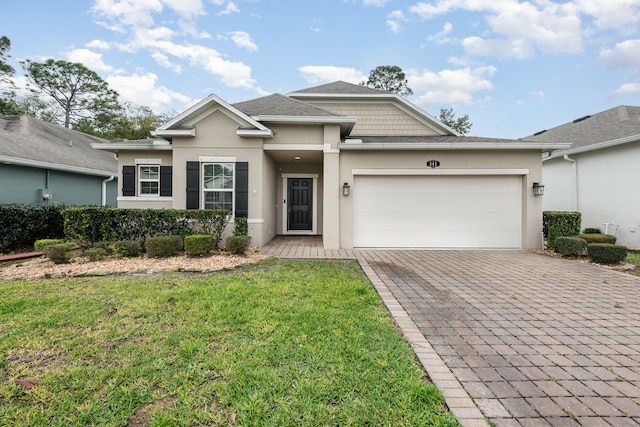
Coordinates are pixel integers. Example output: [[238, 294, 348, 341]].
[[202, 163, 234, 212], [138, 165, 160, 196]]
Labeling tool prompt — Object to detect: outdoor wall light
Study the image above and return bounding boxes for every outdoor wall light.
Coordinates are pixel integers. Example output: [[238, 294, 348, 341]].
[[533, 182, 545, 197], [342, 182, 351, 197]]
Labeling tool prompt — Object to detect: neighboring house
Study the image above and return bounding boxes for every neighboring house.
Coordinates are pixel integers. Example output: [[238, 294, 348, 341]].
[[93, 81, 566, 249], [525, 105, 640, 248], [0, 115, 118, 206]]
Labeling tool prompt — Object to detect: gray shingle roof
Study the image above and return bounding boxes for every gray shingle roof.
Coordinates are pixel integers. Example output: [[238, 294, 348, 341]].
[[523, 105, 640, 149], [289, 80, 391, 95], [0, 115, 117, 174], [233, 93, 340, 117]]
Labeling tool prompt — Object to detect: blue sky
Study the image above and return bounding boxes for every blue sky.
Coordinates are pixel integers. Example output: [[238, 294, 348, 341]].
[[1, 0, 639, 138]]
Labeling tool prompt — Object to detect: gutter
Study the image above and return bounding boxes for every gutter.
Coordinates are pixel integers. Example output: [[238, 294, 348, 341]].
[[339, 142, 571, 151], [102, 175, 115, 206]]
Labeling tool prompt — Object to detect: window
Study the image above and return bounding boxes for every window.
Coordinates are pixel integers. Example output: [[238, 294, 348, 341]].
[[203, 163, 234, 211], [138, 165, 160, 196]]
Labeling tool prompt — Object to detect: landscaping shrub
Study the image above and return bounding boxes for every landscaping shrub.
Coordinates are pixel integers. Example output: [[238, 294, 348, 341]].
[[583, 227, 601, 234], [85, 247, 108, 262], [43, 242, 76, 264], [543, 211, 581, 250], [226, 235, 251, 255], [34, 238, 65, 251], [580, 233, 616, 244], [233, 217, 249, 236], [554, 236, 587, 257], [0, 204, 64, 253], [113, 240, 143, 257], [586, 243, 627, 264], [146, 235, 183, 257], [184, 234, 217, 256]]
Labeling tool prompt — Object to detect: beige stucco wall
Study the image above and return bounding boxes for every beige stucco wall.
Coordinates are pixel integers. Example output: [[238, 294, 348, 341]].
[[305, 101, 444, 136], [336, 149, 544, 249]]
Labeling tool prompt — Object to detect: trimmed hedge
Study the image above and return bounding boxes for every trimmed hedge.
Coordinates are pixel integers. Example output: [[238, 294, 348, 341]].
[[34, 239, 65, 251], [554, 236, 587, 257], [146, 235, 183, 258], [233, 217, 249, 237], [583, 227, 601, 234], [226, 235, 251, 255], [0, 204, 64, 253], [543, 211, 581, 250], [586, 243, 627, 264], [184, 234, 217, 256], [62, 207, 230, 245], [580, 233, 616, 244], [113, 240, 143, 258]]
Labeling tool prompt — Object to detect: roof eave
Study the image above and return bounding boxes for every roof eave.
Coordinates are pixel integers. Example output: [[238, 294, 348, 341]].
[[151, 129, 195, 137], [236, 128, 274, 138], [340, 142, 571, 150], [92, 142, 173, 151], [544, 133, 640, 160], [0, 155, 116, 177]]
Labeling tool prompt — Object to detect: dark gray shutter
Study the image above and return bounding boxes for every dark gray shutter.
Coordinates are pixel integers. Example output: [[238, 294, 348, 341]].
[[235, 162, 248, 218], [160, 166, 172, 196], [122, 165, 135, 196], [186, 161, 200, 209]]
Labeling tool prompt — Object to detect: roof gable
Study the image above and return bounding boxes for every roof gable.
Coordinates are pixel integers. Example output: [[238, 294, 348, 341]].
[[289, 81, 390, 95], [0, 116, 117, 176]]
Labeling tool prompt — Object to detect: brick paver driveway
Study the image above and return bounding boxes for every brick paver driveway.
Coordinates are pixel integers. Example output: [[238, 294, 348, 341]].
[[358, 250, 640, 426]]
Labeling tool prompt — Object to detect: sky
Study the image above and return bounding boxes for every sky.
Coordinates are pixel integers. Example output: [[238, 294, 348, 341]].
[[1, 0, 640, 139]]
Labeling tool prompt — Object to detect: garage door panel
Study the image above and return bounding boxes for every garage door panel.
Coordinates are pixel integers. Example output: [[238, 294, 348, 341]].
[[353, 175, 522, 248]]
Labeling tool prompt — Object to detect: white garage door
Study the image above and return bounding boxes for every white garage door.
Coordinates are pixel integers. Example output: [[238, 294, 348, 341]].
[[353, 175, 522, 248]]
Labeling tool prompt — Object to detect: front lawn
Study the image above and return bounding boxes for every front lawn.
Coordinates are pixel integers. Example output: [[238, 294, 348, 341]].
[[0, 259, 459, 426]]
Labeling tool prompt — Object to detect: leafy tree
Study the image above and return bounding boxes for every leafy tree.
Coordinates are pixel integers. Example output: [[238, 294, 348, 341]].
[[21, 58, 122, 128], [75, 103, 172, 140], [0, 36, 14, 83], [360, 65, 413, 97], [0, 35, 20, 115], [439, 107, 472, 135]]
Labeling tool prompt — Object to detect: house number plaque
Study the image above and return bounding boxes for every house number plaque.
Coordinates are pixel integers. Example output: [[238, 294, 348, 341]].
[[426, 160, 440, 168]]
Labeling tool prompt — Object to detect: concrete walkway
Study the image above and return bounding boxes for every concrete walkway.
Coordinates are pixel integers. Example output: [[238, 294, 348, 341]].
[[261, 237, 640, 426]]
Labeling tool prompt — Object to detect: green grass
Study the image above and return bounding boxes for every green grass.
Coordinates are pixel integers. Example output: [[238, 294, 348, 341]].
[[626, 251, 640, 267], [0, 259, 459, 426]]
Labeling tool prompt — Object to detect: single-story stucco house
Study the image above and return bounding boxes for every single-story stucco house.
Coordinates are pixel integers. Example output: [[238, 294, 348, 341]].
[[0, 115, 118, 206], [92, 81, 567, 250], [525, 105, 640, 248]]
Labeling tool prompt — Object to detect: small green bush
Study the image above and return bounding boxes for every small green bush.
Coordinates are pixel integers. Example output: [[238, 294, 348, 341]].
[[226, 235, 251, 255], [554, 236, 587, 256], [583, 227, 601, 234], [146, 235, 183, 258], [233, 217, 249, 236], [580, 233, 616, 244], [543, 211, 581, 250], [113, 240, 143, 257], [586, 243, 627, 264], [85, 247, 108, 262], [184, 234, 217, 256], [43, 242, 76, 264], [34, 239, 65, 251]]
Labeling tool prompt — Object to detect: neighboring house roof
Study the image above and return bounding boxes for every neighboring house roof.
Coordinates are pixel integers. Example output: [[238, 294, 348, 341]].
[[0, 115, 117, 177], [524, 105, 640, 159]]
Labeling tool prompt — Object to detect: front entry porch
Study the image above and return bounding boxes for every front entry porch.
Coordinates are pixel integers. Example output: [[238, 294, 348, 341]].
[[260, 235, 354, 259]]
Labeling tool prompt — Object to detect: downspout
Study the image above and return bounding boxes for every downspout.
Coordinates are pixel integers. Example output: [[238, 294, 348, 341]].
[[102, 175, 115, 206], [563, 155, 578, 211]]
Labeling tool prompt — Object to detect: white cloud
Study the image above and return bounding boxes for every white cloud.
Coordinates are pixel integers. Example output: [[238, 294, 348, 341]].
[[409, 0, 583, 59], [65, 48, 115, 73], [107, 72, 193, 110], [427, 22, 454, 45], [162, 0, 205, 20], [408, 66, 496, 105], [228, 31, 258, 51], [363, 0, 390, 6], [299, 66, 367, 84], [91, 0, 163, 28], [600, 39, 640, 70], [577, 0, 640, 32], [217, 1, 239, 15], [386, 10, 407, 33], [610, 82, 640, 97], [86, 39, 112, 50], [151, 52, 182, 73]]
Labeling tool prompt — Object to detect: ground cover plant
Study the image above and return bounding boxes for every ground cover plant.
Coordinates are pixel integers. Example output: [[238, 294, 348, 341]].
[[0, 260, 459, 426]]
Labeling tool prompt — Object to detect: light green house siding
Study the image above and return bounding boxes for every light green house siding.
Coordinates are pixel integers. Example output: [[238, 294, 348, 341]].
[[0, 164, 117, 206]]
